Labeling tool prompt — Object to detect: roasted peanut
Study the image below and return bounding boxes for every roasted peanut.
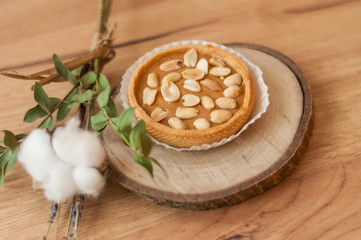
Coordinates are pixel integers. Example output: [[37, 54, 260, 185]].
[[184, 48, 197, 67], [151, 108, 168, 122], [175, 107, 199, 119], [209, 67, 231, 77], [193, 118, 211, 130], [168, 117, 187, 130], [181, 94, 200, 107], [147, 73, 158, 88], [201, 96, 215, 109], [160, 59, 184, 72], [224, 73, 242, 86], [143, 87, 157, 105], [200, 79, 223, 91], [210, 110, 233, 124], [161, 81, 180, 102]]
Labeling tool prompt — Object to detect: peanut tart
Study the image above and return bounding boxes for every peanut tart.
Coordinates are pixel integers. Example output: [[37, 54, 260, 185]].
[[128, 44, 254, 148]]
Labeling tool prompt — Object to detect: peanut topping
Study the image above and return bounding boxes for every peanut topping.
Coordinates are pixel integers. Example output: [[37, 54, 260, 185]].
[[183, 79, 201, 92], [224, 86, 241, 98], [200, 79, 223, 91], [215, 97, 237, 109], [181, 69, 205, 80], [193, 118, 211, 130], [210, 110, 233, 124], [147, 73, 158, 88], [201, 96, 215, 109], [209, 67, 231, 77], [184, 48, 198, 67], [161, 72, 181, 84], [196, 58, 208, 74], [224, 73, 242, 86], [176, 107, 199, 119], [151, 108, 168, 122], [161, 81, 180, 103], [143, 87, 157, 105], [160, 59, 184, 72], [168, 117, 187, 130], [181, 94, 200, 107]]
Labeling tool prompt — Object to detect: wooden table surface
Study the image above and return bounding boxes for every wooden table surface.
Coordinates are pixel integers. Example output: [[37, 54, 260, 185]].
[[1, 0, 361, 239]]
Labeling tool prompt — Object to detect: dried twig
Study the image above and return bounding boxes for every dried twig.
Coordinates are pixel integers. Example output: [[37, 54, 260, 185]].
[[0, 0, 115, 87]]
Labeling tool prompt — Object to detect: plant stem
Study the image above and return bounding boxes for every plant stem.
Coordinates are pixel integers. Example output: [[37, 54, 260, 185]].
[[37, 85, 78, 128], [43, 221, 52, 240], [94, 0, 113, 73], [54, 203, 61, 240], [85, 100, 94, 131], [77, 104, 88, 129], [101, 107, 133, 148], [42, 202, 58, 240], [73, 202, 81, 240], [64, 197, 75, 238]]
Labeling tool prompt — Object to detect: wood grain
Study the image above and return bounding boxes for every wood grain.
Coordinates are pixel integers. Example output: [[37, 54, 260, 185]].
[[104, 43, 313, 210], [1, 0, 361, 239]]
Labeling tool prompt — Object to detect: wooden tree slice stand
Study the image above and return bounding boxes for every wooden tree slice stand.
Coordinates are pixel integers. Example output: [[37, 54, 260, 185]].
[[103, 43, 313, 210]]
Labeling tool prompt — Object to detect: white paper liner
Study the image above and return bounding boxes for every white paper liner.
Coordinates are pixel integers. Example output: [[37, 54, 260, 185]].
[[120, 40, 269, 151]]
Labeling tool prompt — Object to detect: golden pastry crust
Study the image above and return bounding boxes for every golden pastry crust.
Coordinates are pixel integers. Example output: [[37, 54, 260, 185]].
[[128, 44, 255, 148]]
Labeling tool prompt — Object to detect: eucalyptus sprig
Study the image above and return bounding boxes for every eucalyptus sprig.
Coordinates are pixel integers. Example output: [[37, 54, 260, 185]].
[[0, 52, 166, 187], [53, 54, 167, 176], [0, 131, 25, 186]]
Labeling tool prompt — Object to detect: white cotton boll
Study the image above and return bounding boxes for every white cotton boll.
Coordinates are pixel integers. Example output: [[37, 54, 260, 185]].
[[72, 166, 105, 198], [52, 118, 106, 168], [63, 117, 81, 130], [43, 162, 77, 203], [18, 129, 60, 182]]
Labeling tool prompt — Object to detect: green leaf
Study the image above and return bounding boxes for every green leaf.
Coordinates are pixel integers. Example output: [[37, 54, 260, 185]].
[[0, 146, 6, 153], [97, 74, 111, 108], [49, 98, 61, 112], [71, 90, 95, 103], [5, 147, 18, 174], [53, 54, 77, 85], [141, 132, 152, 157], [80, 71, 97, 89], [128, 118, 152, 156], [130, 120, 146, 149], [56, 88, 79, 121], [15, 134, 27, 141], [133, 152, 153, 176], [97, 73, 110, 92], [0, 150, 11, 187], [105, 98, 116, 118], [57, 104, 70, 121], [91, 110, 108, 132], [67, 102, 79, 108], [34, 82, 52, 113], [40, 117, 54, 131], [97, 87, 110, 108], [23, 104, 48, 123], [114, 107, 135, 133], [71, 66, 83, 76], [3, 130, 19, 148], [149, 157, 168, 178]]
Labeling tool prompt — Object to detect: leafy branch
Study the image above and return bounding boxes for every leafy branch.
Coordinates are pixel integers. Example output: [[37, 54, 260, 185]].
[[0, 52, 167, 186], [0, 131, 24, 186]]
